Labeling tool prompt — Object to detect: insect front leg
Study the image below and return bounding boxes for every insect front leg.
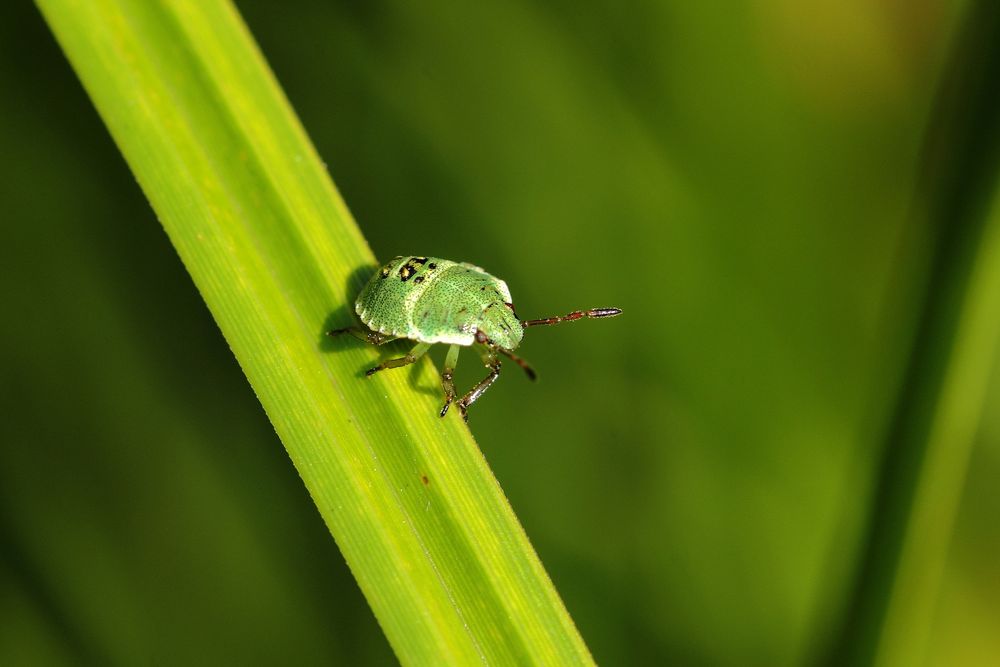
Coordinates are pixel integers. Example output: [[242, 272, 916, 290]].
[[439, 344, 461, 418], [498, 348, 536, 381], [327, 326, 396, 346], [457, 348, 501, 421], [366, 342, 431, 376]]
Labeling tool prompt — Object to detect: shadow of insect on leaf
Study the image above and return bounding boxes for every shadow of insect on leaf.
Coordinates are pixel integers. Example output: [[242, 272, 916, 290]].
[[407, 355, 443, 397], [319, 263, 377, 351]]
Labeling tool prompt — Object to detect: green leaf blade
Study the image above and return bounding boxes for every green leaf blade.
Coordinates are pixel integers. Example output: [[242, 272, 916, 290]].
[[36, 0, 594, 663]]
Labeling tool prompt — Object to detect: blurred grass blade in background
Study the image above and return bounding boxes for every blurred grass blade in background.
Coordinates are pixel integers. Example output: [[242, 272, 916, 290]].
[[35, 0, 593, 663], [830, 3, 1000, 666]]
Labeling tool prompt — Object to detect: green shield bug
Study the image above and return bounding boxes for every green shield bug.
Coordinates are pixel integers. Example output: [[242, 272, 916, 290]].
[[328, 256, 622, 420]]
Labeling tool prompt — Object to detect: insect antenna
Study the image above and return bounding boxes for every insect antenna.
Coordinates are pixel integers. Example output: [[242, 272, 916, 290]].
[[521, 307, 622, 328]]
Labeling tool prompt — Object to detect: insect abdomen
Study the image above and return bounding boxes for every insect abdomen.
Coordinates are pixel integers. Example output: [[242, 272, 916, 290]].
[[409, 264, 498, 345], [356, 256, 461, 342]]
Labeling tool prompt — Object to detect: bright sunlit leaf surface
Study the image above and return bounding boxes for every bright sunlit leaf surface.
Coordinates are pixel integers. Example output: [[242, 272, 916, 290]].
[[35, 0, 593, 663]]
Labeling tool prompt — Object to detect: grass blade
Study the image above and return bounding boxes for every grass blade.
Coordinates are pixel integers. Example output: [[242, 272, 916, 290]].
[[828, 3, 1000, 665], [35, 0, 593, 663]]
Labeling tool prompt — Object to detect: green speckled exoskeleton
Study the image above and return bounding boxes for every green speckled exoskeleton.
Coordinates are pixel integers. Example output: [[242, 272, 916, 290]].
[[328, 256, 622, 420]]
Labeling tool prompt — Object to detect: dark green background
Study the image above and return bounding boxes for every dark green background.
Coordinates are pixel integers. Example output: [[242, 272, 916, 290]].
[[2, 1, 998, 664]]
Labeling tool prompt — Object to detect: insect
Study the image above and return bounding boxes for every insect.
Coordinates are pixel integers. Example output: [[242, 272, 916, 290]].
[[328, 256, 621, 420]]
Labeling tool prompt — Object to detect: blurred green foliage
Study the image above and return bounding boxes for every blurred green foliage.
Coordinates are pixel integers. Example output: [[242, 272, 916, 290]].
[[2, 0, 999, 665]]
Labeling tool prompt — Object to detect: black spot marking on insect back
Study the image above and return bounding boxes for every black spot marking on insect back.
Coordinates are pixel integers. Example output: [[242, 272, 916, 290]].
[[428, 262, 437, 270], [414, 276, 425, 284], [398, 256, 428, 282]]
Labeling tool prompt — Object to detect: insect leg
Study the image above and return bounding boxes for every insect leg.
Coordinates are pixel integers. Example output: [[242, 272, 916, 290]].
[[457, 351, 501, 421], [327, 326, 396, 346], [498, 348, 536, 381], [365, 342, 431, 376], [439, 344, 461, 418]]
